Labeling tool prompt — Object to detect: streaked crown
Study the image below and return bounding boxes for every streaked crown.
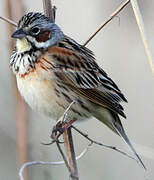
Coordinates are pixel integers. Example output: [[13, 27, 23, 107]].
[[18, 12, 50, 29]]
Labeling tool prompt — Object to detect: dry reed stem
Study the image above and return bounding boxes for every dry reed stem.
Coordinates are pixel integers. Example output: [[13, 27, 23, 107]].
[[63, 129, 79, 180], [14, 1, 28, 179], [5, 0, 28, 180], [43, 0, 55, 22], [131, 0, 154, 74]]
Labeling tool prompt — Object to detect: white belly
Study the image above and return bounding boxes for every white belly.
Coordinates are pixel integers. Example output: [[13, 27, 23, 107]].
[[16, 75, 65, 120], [16, 74, 91, 122]]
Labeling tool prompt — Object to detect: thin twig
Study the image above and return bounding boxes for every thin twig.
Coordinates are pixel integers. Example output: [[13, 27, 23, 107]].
[[56, 101, 79, 179], [19, 144, 90, 180], [0, 16, 17, 26], [83, 0, 130, 46], [130, 0, 154, 74], [72, 126, 139, 164], [56, 142, 72, 174], [63, 128, 79, 180]]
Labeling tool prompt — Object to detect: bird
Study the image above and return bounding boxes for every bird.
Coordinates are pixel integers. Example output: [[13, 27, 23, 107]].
[[10, 12, 145, 169]]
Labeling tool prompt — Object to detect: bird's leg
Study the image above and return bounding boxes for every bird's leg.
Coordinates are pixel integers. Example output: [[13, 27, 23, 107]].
[[51, 100, 76, 140], [43, 101, 76, 145], [50, 118, 76, 143]]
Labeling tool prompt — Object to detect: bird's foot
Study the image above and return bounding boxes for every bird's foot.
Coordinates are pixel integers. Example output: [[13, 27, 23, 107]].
[[42, 101, 76, 145], [42, 119, 76, 145], [51, 118, 76, 141]]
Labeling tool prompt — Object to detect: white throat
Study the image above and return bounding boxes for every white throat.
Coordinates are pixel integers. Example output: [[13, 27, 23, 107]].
[[10, 39, 42, 75], [16, 38, 32, 53]]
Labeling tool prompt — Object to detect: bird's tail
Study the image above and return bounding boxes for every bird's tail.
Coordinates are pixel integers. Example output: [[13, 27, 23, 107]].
[[111, 113, 146, 170], [92, 108, 146, 170]]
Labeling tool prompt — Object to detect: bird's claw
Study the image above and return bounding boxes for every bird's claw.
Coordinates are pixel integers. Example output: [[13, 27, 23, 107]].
[[41, 118, 76, 145]]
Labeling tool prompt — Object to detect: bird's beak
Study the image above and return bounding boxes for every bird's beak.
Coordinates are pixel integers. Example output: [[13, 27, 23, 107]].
[[11, 29, 26, 39]]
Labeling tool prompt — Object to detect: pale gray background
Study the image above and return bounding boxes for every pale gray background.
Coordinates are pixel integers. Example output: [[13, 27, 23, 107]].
[[0, 0, 154, 180]]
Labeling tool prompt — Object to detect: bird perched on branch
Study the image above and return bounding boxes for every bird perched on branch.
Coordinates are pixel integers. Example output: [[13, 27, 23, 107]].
[[10, 12, 145, 169]]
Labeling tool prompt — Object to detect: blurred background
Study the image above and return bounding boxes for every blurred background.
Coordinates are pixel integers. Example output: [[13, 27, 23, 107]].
[[0, 0, 154, 179]]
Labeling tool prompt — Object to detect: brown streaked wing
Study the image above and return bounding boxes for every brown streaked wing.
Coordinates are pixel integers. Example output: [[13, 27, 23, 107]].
[[55, 73, 126, 118], [47, 46, 126, 118]]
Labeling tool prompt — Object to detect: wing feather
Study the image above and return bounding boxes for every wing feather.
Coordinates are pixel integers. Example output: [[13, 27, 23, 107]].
[[45, 38, 127, 118]]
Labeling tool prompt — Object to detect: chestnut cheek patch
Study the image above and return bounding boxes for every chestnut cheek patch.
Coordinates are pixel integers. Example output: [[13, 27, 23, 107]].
[[36, 31, 51, 42]]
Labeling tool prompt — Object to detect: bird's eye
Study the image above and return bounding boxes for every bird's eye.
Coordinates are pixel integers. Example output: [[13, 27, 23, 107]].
[[31, 27, 40, 35]]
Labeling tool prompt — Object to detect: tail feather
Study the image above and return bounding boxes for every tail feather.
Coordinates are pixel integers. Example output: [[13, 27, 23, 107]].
[[92, 107, 146, 170], [112, 113, 146, 170]]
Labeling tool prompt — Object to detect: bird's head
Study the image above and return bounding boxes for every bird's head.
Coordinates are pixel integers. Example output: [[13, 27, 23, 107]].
[[11, 12, 64, 53]]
